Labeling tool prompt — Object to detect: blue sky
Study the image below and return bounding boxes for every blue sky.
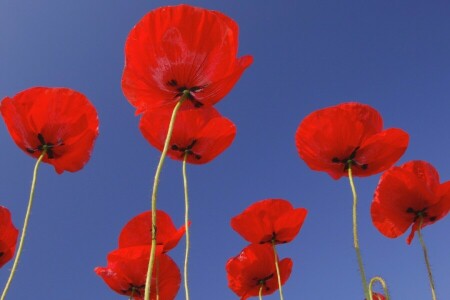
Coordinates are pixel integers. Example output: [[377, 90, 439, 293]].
[[1, 0, 450, 299]]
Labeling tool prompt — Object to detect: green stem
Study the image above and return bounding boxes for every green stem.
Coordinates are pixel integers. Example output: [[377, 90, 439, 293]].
[[369, 276, 390, 300], [129, 287, 135, 300], [144, 97, 186, 300], [417, 217, 437, 300], [272, 242, 284, 300], [1, 150, 47, 300], [259, 284, 263, 300], [182, 153, 190, 300], [347, 165, 371, 300]]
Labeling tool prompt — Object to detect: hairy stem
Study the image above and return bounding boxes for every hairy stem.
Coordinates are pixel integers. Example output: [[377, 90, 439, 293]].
[[347, 165, 370, 300], [369, 276, 390, 300], [1, 150, 47, 300], [418, 217, 437, 300], [144, 97, 186, 300], [272, 242, 285, 300], [182, 153, 191, 300]]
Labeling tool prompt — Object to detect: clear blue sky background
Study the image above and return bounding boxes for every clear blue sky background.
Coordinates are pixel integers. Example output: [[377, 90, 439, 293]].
[[1, 1, 450, 299]]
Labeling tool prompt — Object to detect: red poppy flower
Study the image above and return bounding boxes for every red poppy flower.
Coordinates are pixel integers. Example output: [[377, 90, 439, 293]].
[[122, 4, 253, 113], [226, 244, 293, 300], [119, 210, 186, 252], [139, 106, 236, 164], [0, 206, 19, 269], [295, 102, 409, 180], [1, 87, 99, 174], [231, 199, 307, 245], [371, 160, 450, 244], [95, 246, 180, 300]]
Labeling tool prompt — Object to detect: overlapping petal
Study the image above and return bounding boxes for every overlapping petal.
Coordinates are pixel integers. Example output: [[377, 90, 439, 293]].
[[231, 199, 307, 244], [295, 102, 409, 179], [95, 246, 180, 300], [122, 4, 253, 113], [0, 87, 99, 174], [139, 106, 236, 164], [0, 206, 19, 269], [118, 210, 186, 252], [226, 244, 292, 300], [371, 161, 450, 244]]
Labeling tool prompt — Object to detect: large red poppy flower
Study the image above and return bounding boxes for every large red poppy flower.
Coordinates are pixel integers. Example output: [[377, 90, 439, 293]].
[[371, 160, 450, 244], [139, 106, 236, 164], [95, 246, 180, 300], [226, 244, 292, 300], [231, 199, 307, 245], [118, 210, 186, 252], [122, 4, 253, 113], [0, 206, 19, 269], [295, 102, 409, 180], [1, 87, 99, 174]]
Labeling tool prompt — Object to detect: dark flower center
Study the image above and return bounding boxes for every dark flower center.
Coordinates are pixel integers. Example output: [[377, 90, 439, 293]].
[[171, 139, 202, 160], [0, 252, 4, 258], [406, 207, 436, 222], [254, 273, 274, 291], [26, 133, 64, 159], [122, 284, 145, 296], [331, 147, 368, 171], [167, 79, 206, 108], [260, 231, 287, 244]]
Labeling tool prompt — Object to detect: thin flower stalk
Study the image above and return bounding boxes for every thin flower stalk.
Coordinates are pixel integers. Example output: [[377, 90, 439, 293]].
[[1, 150, 47, 300], [418, 217, 437, 300], [144, 94, 187, 300], [272, 242, 284, 300], [259, 284, 263, 300], [182, 153, 191, 300], [369, 276, 390, 300], [347, 164, 370, 300]]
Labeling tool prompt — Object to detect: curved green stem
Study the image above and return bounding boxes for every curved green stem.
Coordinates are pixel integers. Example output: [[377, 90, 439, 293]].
[[369, 276, 390, 300], [259, 284, 263, 300], [418, 217, 437, 300], [129, 287, 135, 300], [182, 153, 191, 300], [1, 150, 47, 300], [144, 97, 186, 300], [271, 242, 284, 300], [347, 165, 371, 300]]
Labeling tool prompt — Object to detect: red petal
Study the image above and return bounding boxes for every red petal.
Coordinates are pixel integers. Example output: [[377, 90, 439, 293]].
[[401, 161, 440, 194], [0, 87, 99, 174], [274, 208, 308, 244], [295, 102, 385, 179], [354, 128, 409, 177], [139, 106, 236, 164], [118, 210, 185, 252], [371, 164, 437, 240], [95, 246, 180, 300], [122, 5, 252, 113], [226, 244, 292, 299], [231, 199, 307, 244], [0, 206, 19, 269]]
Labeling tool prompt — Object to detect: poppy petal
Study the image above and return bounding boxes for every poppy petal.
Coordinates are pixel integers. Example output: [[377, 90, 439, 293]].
[[371, 166, 435, 239], [118, 210, 186, 253], [122, 5, 252, 113], [95, 246, 180, 300], [354, 128, 409, 177], [296, 102, 408, 179], [231, 199, 307, 244], [1, 87, 99, 174], [226, 244, 293, 300], [0, 206, 19, 268], [139, 106, 236, 164]]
